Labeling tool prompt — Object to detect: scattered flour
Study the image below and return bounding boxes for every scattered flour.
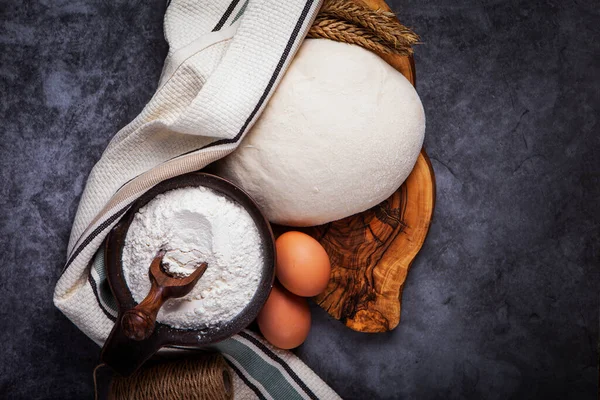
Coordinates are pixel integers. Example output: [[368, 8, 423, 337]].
[[121, 186, 265, 330]]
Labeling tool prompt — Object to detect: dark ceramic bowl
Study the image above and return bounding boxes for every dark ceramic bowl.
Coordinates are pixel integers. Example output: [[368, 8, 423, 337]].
[[101, 172, 275, 376]]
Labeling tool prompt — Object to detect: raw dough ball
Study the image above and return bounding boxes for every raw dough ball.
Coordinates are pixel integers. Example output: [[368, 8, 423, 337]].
[[215, 39, 425, 226]]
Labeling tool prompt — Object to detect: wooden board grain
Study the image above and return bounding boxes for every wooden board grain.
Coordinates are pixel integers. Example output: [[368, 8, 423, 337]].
[[305, 0, 435, 332], [307, 152, 434, 332]]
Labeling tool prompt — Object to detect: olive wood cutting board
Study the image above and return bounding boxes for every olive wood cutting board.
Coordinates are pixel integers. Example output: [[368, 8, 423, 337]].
[[296, 0, 435, 333]]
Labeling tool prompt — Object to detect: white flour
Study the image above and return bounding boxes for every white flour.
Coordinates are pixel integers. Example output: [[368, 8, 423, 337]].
[[121, 186, 264, 330]]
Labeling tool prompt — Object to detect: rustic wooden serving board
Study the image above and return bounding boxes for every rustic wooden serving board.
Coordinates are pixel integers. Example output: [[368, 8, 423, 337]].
[[304, 0, 435, 333]]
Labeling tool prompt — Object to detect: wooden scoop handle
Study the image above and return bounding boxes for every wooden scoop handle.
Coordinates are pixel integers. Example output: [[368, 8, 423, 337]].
[[121, 251, 208, 341], [122, 280, 167, 341]]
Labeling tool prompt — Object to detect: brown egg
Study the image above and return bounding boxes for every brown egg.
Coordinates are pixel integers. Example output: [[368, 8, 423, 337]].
[[257, 284, 311, 349], [275, 231, 331, 297]]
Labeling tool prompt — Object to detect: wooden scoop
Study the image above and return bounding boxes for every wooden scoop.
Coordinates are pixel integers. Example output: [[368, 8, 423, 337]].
[[122, 250, 208, 341]]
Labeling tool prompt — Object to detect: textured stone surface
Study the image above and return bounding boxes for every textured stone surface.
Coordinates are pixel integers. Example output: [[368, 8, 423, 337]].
[[1, 0, 598, 399]]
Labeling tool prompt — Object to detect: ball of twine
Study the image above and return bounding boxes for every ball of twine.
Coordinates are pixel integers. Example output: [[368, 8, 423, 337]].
[[308, 0, 419, 56], [108, 353, 233, 400]]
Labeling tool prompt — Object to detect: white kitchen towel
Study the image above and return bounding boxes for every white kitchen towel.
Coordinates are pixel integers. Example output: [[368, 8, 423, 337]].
[[53, 0, 339, 398]]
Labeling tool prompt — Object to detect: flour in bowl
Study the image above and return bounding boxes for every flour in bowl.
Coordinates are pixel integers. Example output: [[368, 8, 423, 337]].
[[121, 186, 265, 330]]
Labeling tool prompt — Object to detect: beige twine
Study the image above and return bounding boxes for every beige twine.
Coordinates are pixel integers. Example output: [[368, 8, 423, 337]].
[[106, 354, 232, 400]]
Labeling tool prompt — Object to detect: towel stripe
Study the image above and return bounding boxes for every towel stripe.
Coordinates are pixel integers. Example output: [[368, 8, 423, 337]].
[[212, 0, 241, 31], [88, 271, 117, 322], [234, 334, 312, 399], [225, 356, 272, 400], [231, 0, 249, 25], [90, 250, 118, 319], [226, 359, 268, 400], [239, 331, 319, 400], [216, 338, 304, 399], [62, 202, 132, 274]]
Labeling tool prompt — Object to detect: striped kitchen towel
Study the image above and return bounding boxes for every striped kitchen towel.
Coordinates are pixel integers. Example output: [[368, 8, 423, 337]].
[[53, 0, 339, 398]]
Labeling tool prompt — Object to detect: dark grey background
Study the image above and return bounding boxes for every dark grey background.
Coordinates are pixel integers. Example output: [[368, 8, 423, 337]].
[[1, 0, 598, 399]]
